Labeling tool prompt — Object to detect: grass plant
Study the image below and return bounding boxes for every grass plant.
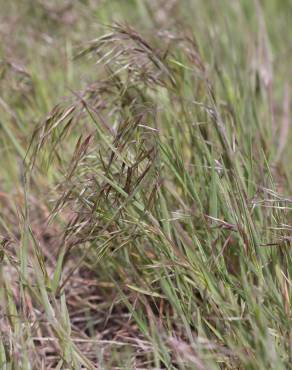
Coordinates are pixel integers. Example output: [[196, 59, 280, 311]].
[[0, 1, 291, 369]]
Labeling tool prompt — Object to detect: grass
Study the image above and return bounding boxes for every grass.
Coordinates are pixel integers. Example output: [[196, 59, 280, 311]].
[[0, 0, 291, 369]]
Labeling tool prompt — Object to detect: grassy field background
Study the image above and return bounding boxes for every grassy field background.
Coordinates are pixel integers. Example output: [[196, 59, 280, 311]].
[[0, 1, 291, 369]]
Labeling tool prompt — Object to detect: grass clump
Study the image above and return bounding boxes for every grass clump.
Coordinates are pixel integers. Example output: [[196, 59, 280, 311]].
[[0, 1, 291, 369]]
